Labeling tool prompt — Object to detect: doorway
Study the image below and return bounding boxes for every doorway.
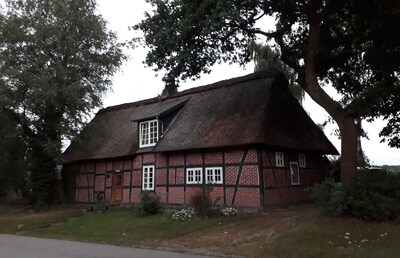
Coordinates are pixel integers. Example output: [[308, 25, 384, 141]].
[[112, 173, 123, 203]]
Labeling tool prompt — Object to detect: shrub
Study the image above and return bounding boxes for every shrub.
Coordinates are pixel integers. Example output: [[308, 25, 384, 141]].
[[313, 170, 400, 221], [207, 208, 224, 218], [138, 191, 162, 216], [312, 179, 347, 216], [222, 207, 238, 217], [172, 208, 195, 221], [190, 185, 214, 217]]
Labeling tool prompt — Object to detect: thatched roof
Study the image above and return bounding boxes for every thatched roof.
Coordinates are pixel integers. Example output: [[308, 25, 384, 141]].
[[61, 69, 338, 164]]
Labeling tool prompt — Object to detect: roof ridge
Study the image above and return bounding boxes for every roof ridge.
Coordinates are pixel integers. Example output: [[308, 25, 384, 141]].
[[98, 68, 282, 115]]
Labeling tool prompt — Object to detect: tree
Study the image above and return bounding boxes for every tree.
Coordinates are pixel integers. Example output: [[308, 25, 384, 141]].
[[249, 42, 304, 104], [0, 109, 26, 198], [134, 0, 400, 182], [0, 0, 124, 208]]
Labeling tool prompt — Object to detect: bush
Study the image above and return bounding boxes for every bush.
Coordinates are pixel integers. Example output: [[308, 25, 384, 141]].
[[190, 185, 214, 217], [207, 208, 224, 218], [172, 208, 195, 221], [313, 170, 400, 221], [222, 207, 238, 217], [138, 191, 162, 216]]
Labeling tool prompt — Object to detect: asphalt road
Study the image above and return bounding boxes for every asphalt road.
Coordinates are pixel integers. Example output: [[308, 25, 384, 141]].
[[0, 234, 210, 258]]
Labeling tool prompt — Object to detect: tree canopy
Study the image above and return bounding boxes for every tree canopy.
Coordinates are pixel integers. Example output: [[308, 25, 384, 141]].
[[135, 0, 400, 182], [0, 0, 124, 207]]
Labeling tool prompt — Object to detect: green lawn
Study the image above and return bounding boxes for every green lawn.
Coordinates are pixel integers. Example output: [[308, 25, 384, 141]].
[[0, 204, 83, 234], [1, 204, 400, 258], [258, 216, 400, 258], [22, 209, 242, 246]]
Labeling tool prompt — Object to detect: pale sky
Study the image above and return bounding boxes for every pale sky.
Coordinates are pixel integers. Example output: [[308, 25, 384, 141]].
[[95, 0, 400, 165]]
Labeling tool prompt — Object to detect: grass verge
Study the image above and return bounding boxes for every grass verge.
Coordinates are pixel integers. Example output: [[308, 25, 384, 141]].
[[0, 204, 83, 234], [254, 216, 400, 258], [22, 209, 242, 247]]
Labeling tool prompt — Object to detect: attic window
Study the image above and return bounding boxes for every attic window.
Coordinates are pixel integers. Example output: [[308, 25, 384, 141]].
[[276, 152, 284, 167], [299, 154, 306, 168], [139, 119, 158, 148]]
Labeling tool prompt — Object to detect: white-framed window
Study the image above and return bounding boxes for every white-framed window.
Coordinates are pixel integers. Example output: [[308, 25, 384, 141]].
[[276, 152, 284, 167], [290, 162, 300, 185], [299, 154, 306, 168], [206, 167, 223, 184], [139, 119, 158, 148], [142, 165, 155, 190], [186, 168, 203, 184]]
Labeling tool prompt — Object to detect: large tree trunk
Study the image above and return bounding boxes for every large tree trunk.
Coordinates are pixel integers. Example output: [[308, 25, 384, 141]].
[[301, 0, 358, 183]]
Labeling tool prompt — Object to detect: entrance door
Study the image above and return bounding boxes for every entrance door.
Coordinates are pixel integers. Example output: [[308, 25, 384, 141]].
[[113, 173, 123, 203]]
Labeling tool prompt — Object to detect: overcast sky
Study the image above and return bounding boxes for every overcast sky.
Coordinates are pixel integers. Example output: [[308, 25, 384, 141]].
[[94, 0, 400, 165]]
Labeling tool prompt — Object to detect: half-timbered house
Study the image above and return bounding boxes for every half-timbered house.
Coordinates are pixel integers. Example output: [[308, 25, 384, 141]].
[[61, 69, 338, 208]]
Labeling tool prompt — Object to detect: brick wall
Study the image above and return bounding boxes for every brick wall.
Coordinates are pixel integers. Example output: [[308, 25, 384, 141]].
[[69, 147, 327, 208], [262, 150, 327, 206]]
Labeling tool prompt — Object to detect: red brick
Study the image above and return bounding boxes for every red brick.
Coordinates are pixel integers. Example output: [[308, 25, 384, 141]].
[[96, 161, 106, 174], [176, 168, 184, 184], [105, 189, 112, 201], [264, 169, 276, 187], [77, 175, 88, 187], [106, 160, 113, 171], [123, 172, 130, 187], [95, 176, 105, 191], [113, 160, 123, 170], [225, 150, 244, 164], [156, 169, 167, 185], [210, 187, 224, 205], [169, 187, 184, 204], [225, 187, 235, 205], [105, 175, 112, 187], [143, 154, 155, 164], [132, 171, 141, 187], [265, 189, 283, 206], [234, 188, 259, 207], [87, 174, 94, 187], [156, 153, 167, 167], [85, 162, 95, 173], [133, 155, 142, 169], [123, 159, 132, 170], [169, 154, 184, 166], [225, 166, 238, 185], [239, 165, 259, 185], [245, 149, 257, 163], [204, 151, 223, 164], [156, 187, 167, 204], [130, 188, 141, 204], [122, 189, 130, 203], [186, 153, 202, 166]]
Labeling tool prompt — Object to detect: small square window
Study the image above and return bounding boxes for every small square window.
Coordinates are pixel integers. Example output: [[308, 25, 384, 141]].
[[142, 165, 155, 190], [290, 162, 300, 185], [187, 168, 202, 184], [299, 154, 306, 168], [276, 152, 284, 167], [205, 167, 223, 184]]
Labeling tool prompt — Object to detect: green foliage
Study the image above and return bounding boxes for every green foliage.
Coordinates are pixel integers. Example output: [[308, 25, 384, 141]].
[[0, 0, 124, 208], [313, 170, 400, 221], [138, 191, 162, 216], [206, 208, 224, 218], [248, 42, 304, 104], [135, 0, 400, 182]]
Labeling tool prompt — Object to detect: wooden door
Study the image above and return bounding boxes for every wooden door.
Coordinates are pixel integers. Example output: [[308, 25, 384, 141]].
[[113, 173, 123, 203]]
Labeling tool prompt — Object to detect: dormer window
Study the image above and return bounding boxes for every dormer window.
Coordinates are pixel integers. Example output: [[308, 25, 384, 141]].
[[139, 119, 158, 148]]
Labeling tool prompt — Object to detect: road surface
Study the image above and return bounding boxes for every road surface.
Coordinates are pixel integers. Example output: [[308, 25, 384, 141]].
[[0, 234, 210, 258]]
